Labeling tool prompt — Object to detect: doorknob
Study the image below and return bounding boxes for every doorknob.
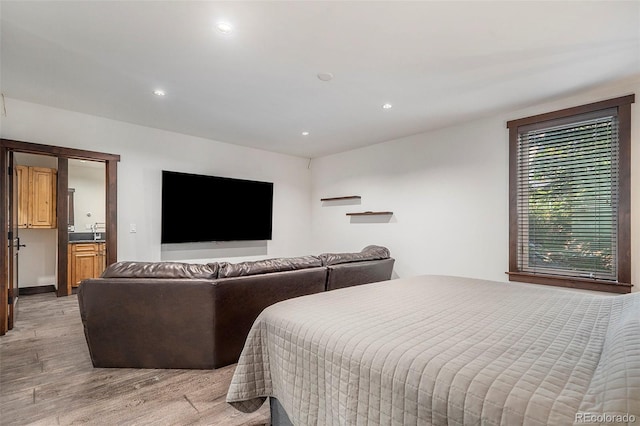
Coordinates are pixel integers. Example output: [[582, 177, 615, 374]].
[[8, 239, 26, 249], [16, 236, 26, 250]]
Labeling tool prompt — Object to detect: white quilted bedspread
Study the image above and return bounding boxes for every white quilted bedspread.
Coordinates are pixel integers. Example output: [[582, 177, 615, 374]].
[[226, 275, 640, 425]]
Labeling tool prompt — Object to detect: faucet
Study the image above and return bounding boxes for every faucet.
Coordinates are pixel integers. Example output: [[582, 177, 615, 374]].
[[90, 223, 101, 241]]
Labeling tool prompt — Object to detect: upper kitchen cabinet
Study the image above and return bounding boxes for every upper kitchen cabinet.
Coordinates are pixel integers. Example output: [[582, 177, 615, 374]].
[[16, 165, 57, 229]]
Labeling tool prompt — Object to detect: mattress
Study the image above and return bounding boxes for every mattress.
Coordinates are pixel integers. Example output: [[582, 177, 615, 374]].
[[226, 275, 640, 425]]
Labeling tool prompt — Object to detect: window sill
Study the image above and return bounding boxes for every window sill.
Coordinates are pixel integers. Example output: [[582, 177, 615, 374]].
[[507, 272, 632, 294]]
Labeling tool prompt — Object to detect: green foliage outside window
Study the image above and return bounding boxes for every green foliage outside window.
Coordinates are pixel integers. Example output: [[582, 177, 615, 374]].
[[521, 119, 617, 279]]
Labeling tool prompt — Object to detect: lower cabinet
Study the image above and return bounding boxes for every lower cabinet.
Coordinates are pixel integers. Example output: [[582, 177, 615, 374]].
[[68, 242, 106, 288]]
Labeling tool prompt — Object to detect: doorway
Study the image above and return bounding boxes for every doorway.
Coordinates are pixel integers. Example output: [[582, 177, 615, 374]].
[[13, 153, 59, 298], [68, 159, 107, 293], [0, 139, 120, 335]]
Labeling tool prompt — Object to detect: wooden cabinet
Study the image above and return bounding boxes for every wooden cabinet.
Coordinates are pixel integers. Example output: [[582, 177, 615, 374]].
[[68, 242, 106, 288], [16, 165, 57, 229]]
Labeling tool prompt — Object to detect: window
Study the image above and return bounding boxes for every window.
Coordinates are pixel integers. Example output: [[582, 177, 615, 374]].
[[507, 95, 634, 293]]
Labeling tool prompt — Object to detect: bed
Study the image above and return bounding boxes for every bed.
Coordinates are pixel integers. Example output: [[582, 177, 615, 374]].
[[226, 275, 640, 425]]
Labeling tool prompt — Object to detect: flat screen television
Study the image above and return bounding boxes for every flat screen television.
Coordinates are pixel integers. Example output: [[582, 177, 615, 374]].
[[161, 170, 273, 243]]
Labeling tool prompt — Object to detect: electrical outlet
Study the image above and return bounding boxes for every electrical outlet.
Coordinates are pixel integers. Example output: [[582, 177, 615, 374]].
[[129, 223, 137, 233]]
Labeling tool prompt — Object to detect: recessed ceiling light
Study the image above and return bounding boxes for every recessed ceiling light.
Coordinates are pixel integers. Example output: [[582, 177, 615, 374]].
[[215, 22, 233, 35], [382, 103, 393, 109], [153, 89, 166, 97], [301, 131, 310, 136]]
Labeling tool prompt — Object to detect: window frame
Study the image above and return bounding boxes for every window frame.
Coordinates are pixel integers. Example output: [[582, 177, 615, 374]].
[[507, 95, 634, 294]]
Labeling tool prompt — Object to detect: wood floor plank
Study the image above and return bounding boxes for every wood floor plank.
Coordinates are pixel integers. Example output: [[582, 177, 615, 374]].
[[0, 293, 269, 425]]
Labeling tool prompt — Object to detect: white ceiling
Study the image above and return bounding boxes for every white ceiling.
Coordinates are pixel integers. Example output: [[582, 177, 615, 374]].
[[1, 1, 639, 159]]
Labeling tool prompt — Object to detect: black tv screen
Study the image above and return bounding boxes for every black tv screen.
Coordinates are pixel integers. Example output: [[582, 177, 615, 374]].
[[161, 171, 273, 243]]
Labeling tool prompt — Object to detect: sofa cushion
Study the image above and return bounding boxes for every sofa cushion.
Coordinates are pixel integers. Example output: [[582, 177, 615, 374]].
[[318, 245, 390, 266], [101, 261, 219, 279], [218, 255, 322, 278]]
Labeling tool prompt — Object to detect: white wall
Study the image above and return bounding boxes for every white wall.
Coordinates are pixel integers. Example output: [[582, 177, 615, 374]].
[[16, 229, 57, 288], [310, 77, 640, 291], [310, 117, 507, 281], [1, 98, 313, 273]]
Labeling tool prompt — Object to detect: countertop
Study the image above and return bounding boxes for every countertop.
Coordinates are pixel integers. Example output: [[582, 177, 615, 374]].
[[69, 232, 105, 243]]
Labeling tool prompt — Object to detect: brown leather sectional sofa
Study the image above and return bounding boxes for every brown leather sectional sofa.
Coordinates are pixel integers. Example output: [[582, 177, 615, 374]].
[[77, 245, 394, 369]]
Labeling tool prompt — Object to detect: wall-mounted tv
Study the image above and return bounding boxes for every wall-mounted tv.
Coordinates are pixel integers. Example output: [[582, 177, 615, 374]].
[[161, 170, 273, 243]]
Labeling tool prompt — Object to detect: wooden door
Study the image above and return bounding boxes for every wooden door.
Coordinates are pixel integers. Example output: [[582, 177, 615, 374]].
[[7, 153, 20, 329], [16, 165, 56, 229], [29, 167, 56, 228], [73, 252, 98, 287], [70, 243, 99, 287]]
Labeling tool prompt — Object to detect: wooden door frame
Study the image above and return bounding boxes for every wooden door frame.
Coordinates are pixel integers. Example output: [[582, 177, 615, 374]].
[[1, 147, 8, 335], [0, 139, 120, 335]]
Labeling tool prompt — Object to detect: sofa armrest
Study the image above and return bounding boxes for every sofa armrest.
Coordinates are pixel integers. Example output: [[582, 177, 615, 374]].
[[211, 267, 327, 368], [326, 257, 395, 291], [78, 278, 216, 369]]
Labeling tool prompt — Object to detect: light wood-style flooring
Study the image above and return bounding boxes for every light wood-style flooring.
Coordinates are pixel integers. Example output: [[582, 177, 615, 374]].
[[0, 293, 270, 425]]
